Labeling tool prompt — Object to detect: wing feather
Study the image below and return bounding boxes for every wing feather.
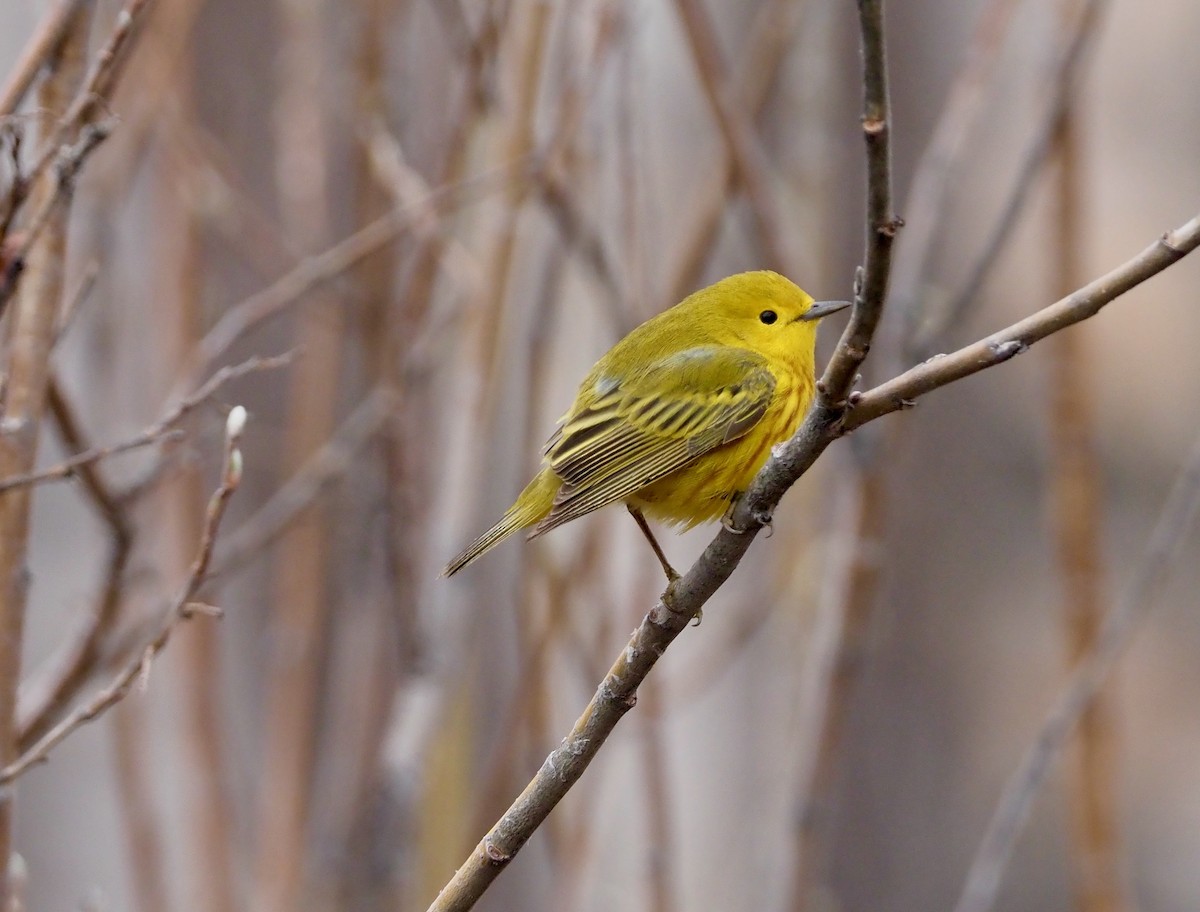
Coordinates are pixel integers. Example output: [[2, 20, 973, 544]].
[[531, 346, 775, 536]]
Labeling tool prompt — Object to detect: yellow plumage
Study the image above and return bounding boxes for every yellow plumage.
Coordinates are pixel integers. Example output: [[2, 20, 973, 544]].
[[443, 270, 848, 577]]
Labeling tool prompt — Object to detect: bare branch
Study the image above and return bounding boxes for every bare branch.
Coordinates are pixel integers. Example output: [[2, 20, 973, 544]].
[[10, 0, 155, 219], [953, 429, 1200, 912], [0, 407, 247, 786], [15, 376, 135, 749], [817, 0, 898, 409], [0, 119, 112, 310], [191, 161, 521, 377], [845, 214, 1200, 429], [0, 0, 92, 118], [210, 388, 397, 578], [427, 207, 1200, 912], [671, 0, 794, 274], [0, 350, 292, 493]]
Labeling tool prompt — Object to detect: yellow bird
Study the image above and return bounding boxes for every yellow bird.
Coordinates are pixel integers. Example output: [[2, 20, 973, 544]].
[[444, 270, 849, 578]]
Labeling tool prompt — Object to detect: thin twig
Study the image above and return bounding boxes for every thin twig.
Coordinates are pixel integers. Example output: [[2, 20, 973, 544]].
[[914, 0, 1108, 354], [0, 407, 246, 786], [11, 0, 155, 222], [0, 350, 292, 493], [53, 255, 99, 346], [953, 429, 1200, 912], [0, 0, 93, 117], [671, 0, 793, 274], [191, 160, 522, 379], [844, 213, 1200, 430], [211, 388, 397, 578], [13, 378, 137, 749], [364, 120, 482, 302], [46, 375, 132, 534], [0, 120, 112, 310], [817, 0, 898, 408]]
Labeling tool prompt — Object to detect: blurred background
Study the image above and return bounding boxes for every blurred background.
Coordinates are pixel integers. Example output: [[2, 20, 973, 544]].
[[1, 0, 1199, 910]]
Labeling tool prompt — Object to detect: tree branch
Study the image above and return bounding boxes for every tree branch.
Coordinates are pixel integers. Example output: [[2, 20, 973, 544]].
[[953, 427, 1200, 912], [817, 0, 898, 408], [424, 8, 1200, 910], [0, 0, 93, 118], [0, 406, 247, 786], [426, 209, 1200, 912], [845, 213, 1200, 429], [0, 350, 291, 493]]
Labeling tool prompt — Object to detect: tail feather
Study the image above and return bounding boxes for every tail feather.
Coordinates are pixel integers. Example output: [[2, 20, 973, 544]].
[[442, 469, 559, 576], [442, 512, 527, 577]]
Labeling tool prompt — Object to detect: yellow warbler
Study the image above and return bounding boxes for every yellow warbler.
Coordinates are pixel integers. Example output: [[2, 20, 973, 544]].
[[444, 270, 848, 577]]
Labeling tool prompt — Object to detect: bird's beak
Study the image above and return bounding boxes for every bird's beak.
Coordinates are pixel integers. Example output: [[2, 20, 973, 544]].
[[799, 299, 852, 322]]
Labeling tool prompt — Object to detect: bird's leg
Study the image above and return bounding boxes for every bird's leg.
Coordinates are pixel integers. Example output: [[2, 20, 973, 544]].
[[626, 505, 680, 583]]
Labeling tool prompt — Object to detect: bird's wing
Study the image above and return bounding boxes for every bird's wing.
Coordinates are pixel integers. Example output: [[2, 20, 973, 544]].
[[532, 346, 775, 535]]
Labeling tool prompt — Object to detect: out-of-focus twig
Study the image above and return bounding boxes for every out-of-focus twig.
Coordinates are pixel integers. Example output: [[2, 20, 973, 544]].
[[0, 9, 93, 903], [211, 388, 398, 578], [671, 0, 793, 275], [191, 160, 522, 380], [0, 0, 92, 117], [0, 407, 247, 785], [52, 256, 99, 346], [954, 429, 1200, 912], [914, 0, 1109, 354], [9, 0, 154, 217], [0, 350, 293, 493], [1047, 90, 1127, 912], [667, 0, 807, 303], [14, 378, 135, 750], [0, 120, 112, 309]]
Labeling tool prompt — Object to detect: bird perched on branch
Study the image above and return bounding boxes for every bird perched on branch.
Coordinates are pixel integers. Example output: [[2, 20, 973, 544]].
[[444, 270, 849, 579]]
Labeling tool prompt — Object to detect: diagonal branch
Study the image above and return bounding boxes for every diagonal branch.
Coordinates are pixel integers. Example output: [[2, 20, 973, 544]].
[[0, 351, 292, 493], [671, 0, 794, 274], [843, 214, 1200, 430], [0, 407, 248, 786], [953, 427, 1200, 912], [427, 201, 1200, 911], [424, 4, 1200, 908], [0, 0, 93, 118], [427, 8, 897, 909]]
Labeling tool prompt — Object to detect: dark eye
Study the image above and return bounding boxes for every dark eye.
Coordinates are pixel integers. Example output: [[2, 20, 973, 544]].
[[759, 310, 778, 325]]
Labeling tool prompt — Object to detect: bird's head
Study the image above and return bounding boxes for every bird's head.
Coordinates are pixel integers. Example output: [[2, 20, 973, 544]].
[[691, 270, 850, 363]]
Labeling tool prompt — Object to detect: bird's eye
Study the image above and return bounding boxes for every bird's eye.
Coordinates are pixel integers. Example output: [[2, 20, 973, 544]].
[[759, 310, 778, 325]]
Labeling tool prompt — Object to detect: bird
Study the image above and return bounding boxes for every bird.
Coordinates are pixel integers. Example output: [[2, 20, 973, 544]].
[[443, 270, 849, 579]]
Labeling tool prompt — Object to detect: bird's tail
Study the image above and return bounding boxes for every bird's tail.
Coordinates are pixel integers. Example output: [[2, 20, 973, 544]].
[[442, 469, 558, 576]]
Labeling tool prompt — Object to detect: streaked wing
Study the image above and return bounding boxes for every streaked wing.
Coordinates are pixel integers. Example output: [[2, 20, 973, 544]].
[[532, 346, 775, 535]]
